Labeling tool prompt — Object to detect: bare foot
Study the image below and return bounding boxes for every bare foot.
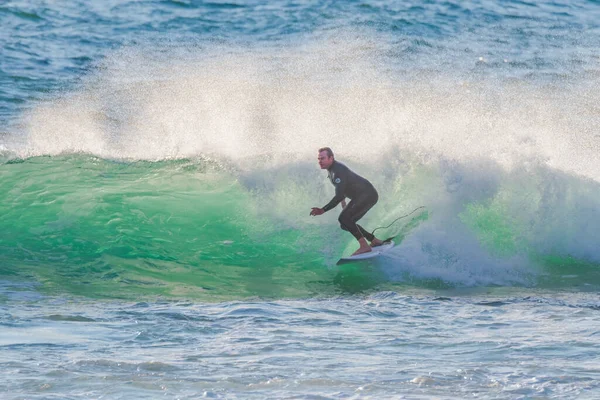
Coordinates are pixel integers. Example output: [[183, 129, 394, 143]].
[[352, 246, 372, 256], [370, 238, 384, 247]]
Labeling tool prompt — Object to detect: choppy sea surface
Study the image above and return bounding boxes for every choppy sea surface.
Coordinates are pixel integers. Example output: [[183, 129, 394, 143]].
[[1, 1, 600, 398]]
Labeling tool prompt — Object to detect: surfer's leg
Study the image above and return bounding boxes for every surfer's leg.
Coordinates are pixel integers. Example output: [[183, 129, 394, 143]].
[[339, 193, 378, 252], [338, 221, 374, 256], [352, 237, 371, 256], [355, 224, 375, 242], [338, 204, 364, 241], [354, 223, 383, 246], [370, 236, 384, 247]]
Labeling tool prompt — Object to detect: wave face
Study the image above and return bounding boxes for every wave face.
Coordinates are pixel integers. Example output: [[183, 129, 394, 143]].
[[2, 37, 600, 299]]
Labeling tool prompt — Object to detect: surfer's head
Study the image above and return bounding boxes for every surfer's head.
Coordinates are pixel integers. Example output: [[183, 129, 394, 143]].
[[318, 147, 334, 169]]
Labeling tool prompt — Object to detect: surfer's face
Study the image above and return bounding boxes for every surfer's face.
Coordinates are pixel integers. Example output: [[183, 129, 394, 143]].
[[318, 151, 334, 169]]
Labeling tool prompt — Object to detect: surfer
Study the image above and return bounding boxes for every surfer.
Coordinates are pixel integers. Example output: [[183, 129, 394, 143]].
[[310, 147, 385, 256]]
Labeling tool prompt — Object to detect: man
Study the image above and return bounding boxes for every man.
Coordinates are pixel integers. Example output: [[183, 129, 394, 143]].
[[310, 147, 384, 256]]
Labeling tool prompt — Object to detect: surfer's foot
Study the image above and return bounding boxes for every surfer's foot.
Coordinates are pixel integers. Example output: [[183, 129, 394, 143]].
[[352, 246, 372, 256], [370, 238, 384, 247]]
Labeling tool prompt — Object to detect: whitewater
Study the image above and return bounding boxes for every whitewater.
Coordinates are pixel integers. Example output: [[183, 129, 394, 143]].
[[1, 0, 600, 398]]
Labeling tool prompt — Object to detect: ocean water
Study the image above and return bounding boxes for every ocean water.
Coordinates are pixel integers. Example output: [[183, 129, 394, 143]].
[[1, 0, 600, 398]]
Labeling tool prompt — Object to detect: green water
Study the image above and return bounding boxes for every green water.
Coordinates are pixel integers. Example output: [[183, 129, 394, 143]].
[[0, 156, 327, 299], [2, 155, 599, 301]]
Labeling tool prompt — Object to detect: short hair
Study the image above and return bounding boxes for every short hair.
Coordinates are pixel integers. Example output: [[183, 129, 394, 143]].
[[318, 147, 334, 158]]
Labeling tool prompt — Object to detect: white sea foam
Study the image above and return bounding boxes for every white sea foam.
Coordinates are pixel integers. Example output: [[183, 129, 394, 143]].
[[9, 36, 600, 178]]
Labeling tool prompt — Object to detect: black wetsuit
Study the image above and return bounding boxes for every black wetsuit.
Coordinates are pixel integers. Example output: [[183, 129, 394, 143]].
[[322, 160, 378, 241]]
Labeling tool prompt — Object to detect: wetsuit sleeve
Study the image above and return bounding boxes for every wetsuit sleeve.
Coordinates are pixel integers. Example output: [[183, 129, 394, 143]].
[[322, 178, 347, 212]]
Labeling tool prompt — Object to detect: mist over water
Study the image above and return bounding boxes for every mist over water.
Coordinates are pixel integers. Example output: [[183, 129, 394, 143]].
[[9, 35, 600, 178]]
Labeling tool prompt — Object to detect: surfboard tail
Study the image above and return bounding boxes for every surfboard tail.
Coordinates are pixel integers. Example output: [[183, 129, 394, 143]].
[[372, 237, 394, 247], [337, 241, 396, 264]]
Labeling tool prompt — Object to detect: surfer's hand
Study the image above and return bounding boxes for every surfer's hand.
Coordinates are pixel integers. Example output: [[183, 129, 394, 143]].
[[310, 207, 324, 216]]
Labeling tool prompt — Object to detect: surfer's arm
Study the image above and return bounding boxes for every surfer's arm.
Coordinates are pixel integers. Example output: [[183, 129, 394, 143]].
[[321, 165, 349, 212], [310, 207, 324, 216], [311, 193, 343, 216], [322, 192, 345, 212], [322, 175, 348, 212]]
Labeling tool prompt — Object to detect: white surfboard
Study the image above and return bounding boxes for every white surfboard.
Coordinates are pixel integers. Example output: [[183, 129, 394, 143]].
[[336, 240, 396, 265]]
